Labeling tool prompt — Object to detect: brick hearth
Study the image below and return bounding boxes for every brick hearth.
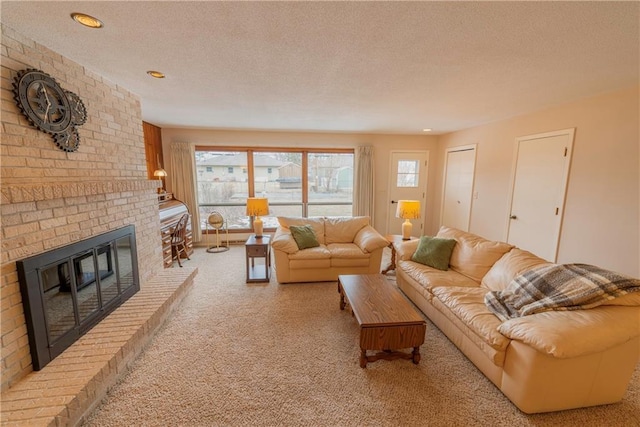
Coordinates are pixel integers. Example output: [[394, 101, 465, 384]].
[[1, 267, 197, 427]]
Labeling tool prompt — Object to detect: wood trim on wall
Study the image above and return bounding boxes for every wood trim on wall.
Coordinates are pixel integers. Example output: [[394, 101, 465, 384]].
[[194, 145, 353, 154], [143, 121, 164, 181]]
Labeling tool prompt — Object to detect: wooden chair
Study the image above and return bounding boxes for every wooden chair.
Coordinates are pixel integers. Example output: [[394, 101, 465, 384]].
[[171, 213, 191, 267]]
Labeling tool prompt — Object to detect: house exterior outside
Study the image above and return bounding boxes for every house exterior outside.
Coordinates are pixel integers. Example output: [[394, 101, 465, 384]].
[[196, 153, 285, 183]]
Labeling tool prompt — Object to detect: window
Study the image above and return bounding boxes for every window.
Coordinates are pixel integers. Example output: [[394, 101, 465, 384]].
[[255, 151, 303, 223], [397, 160, 419, 187], [195, 148, 354, 233], [196, 151, 248, 230], [205, 166, 212, 172], [307, 152, 353, 217]]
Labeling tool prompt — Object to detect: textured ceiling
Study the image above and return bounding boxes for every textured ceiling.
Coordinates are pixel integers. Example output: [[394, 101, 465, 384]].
[[1, 1, 638, 134]]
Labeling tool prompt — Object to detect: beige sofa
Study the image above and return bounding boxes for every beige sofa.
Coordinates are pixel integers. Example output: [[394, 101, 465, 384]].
[[396, 226, 640, 414], [271, 216, 388, 284]]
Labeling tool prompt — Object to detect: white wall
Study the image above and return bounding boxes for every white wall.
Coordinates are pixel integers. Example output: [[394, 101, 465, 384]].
[[159, 129, 438, 233], [160, 86, 639, 277], [436, 86, 640, 277]]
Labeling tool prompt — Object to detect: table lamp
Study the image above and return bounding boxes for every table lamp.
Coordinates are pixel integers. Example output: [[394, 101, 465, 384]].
[[246, 197, 269, 237], [396, 200, 421, 240], [153, 168, 167, 193]]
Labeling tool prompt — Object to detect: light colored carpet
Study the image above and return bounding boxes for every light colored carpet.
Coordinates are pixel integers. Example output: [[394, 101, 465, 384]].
[[83, 246, 640, 426]]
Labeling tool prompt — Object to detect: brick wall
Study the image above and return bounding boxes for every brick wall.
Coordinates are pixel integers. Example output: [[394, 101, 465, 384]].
[[1, 24, 164, 390]]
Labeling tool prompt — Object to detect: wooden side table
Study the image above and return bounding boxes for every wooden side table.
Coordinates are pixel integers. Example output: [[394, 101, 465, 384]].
[[246, 235, 271, 283], [382, 234, 418, 274]]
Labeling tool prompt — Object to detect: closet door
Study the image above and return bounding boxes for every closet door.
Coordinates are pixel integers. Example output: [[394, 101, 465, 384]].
[[506, 129, 574, 262], [441, 146, 476, 231]]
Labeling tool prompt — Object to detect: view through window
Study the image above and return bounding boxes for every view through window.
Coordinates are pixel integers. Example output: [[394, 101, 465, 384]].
[[196, 149, 354, 232]]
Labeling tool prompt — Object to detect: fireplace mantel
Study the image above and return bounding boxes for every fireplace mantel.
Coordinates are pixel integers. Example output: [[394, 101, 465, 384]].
[[1, 179, 159, 205]]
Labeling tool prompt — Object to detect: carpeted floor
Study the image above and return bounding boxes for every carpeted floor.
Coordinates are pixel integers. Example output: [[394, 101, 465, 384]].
[[82, 246, 640, 427]]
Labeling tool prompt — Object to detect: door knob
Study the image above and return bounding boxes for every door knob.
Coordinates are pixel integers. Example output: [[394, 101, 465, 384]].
[[510, 215, 517, 220], [391, 200, 397, 204]]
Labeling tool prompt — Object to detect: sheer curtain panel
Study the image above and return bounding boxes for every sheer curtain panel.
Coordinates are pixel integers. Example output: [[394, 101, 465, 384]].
[[353, 146, 374, 222], [169, 142, 202, 242]]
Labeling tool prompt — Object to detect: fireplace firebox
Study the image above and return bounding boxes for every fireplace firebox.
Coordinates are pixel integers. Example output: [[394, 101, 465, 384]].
[[17, 225, 140, 370]]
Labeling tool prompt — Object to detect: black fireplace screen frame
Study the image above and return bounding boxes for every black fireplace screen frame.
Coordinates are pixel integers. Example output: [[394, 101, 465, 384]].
[[17, 225, 140, 370]]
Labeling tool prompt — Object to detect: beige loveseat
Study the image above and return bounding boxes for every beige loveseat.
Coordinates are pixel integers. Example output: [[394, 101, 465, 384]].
[[271, 216, 388, 284], [396, 226, 640, 414]]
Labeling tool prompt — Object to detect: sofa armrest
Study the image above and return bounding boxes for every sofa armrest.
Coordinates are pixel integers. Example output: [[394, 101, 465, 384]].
[[271, 227, 299, 254], [397, 239, 420, 261], [353, 225, 388, 253]]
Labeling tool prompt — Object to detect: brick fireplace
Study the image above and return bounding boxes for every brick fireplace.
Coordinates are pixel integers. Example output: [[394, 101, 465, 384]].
[[1, 25, 165, 391]]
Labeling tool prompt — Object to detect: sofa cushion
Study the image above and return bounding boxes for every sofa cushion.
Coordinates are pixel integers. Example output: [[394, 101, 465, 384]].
[[431, 286, 510, 366], [601, 292, 640, 306], [327, 243, 370, 268], [287, 245, 330, 260], [396, 239, 420, 261], [277, 217, 325, 244], [481, 248, 551, 292], [324, 216, 370, 244], [289, 258, 332, 270], [329, 243, 371, 267], [498, 305, 640, 358], [398, 260, 479, 294], [287, 245, 331, 270], [326, 243, 368, 259], [436, 226, 514, 283], [289, 225, 320, 250], [411, 236, 457, 270]]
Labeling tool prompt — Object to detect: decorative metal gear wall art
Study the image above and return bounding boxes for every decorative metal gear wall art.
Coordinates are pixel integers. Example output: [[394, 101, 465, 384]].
[[65, 90, 88, 126], [54, 128, 81, 152], [13, 69, 87, 152]]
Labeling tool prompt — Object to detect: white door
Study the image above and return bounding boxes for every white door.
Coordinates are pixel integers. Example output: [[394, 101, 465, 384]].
[[441, 146, 476, 231], [506, 129, 575, 262], [386, 151, 429, 236]]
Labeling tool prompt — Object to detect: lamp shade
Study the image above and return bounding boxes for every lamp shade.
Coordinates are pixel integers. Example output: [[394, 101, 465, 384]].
[[396, 200, 421, 219], [246, 198, 269, 217], [246, 198, 269, 237], [153, 168, 167, 178]]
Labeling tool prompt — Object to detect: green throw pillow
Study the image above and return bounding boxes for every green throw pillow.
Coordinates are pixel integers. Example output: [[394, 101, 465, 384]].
[[411, 236, 456, 270], [289, 225, 320, 250]]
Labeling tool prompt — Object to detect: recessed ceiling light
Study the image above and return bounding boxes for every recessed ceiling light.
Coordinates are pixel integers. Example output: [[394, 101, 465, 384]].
[[423, 128, 432, 132], [71, 13, 103, 29], [147, 71, 166, 79]]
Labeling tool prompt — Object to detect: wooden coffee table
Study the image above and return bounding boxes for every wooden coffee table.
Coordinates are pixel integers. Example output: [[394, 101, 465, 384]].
[[338, 274, 426, 368]]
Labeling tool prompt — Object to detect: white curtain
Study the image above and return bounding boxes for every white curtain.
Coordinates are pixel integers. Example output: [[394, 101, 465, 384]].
[[169, 142, 202, 242], [353, 146, 374, 222]]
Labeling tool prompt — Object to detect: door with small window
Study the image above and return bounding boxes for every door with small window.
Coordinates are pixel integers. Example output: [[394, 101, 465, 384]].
[[386, 151, 429, 236]]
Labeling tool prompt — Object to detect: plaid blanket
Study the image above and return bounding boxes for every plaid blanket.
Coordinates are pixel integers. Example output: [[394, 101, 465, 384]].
[[484, 263, 640, 322]]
